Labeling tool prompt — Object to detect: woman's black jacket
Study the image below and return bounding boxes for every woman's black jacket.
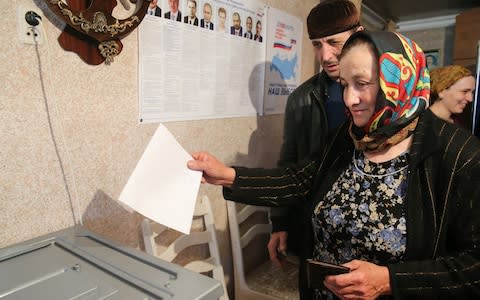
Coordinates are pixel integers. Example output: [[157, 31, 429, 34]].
[[224, 110, 480, 299]]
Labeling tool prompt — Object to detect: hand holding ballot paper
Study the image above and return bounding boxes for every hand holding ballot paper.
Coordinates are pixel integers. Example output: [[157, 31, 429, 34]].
[[118, 124, 202, 234]]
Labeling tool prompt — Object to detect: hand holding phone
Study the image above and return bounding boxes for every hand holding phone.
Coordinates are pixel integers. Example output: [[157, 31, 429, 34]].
[[306, 259, 350, 288]]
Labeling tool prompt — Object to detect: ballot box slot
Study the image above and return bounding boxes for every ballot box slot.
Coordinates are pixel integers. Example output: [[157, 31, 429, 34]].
[[0, 240, 55, 262], [75, 233, 178, 279], [54, 238, 174, 299]]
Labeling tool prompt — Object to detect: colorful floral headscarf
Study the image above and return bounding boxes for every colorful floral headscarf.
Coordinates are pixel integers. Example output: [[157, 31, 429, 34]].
[[344, 31, 430, 152]]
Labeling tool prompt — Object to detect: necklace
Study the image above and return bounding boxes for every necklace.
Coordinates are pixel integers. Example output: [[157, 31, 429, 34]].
[[352, 151, 408, 178]]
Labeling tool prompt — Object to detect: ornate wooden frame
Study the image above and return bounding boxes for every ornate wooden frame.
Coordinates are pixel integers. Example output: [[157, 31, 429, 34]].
[[43, 0, 150, 65]]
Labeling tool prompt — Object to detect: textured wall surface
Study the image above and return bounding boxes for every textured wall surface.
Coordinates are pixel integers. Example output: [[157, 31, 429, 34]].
[[400, 26, 455, 68], [1, 0, 318, 297]]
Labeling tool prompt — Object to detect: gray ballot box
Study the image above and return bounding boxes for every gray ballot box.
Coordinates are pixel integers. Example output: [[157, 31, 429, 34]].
[[0, 226, 224, 300]]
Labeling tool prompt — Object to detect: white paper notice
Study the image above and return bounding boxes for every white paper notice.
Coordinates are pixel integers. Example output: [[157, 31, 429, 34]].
[[138, 0, 267, 123], [118, 124, 202, 234]]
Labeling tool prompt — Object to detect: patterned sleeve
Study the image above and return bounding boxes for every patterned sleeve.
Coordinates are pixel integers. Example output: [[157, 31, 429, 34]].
[[222, 158, 320, 207]]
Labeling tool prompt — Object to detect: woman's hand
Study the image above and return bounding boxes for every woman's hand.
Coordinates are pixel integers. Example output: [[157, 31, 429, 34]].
[[187, 151, 236, 187], [323, 260, 391, 300]]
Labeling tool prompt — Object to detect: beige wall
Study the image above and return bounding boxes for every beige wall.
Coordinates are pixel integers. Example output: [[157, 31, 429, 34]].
[[1, 0, 318, 297]]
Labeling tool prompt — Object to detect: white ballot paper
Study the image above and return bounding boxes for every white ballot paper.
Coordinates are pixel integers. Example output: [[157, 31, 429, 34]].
[[118, 124, 202, 234]]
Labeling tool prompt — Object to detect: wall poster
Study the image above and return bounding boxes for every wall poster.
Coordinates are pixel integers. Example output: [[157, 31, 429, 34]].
[[263, 7, 303, 115], [138, 0, 302, 122]]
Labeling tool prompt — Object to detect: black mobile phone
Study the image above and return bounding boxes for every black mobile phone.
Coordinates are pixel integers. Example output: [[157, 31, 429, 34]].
[[306, 259, 350, 288]]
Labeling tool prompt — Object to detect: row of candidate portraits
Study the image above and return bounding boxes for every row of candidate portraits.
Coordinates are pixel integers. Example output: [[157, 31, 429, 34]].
[[147, 0, 264, 42]]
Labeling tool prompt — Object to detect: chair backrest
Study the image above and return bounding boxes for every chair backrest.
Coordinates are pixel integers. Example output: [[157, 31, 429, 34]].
[[226, 201, 280, 300], [142, 195, 229, 300]]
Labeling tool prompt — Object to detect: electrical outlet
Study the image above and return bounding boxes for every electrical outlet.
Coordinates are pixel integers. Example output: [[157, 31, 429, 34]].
[[17, 5, 45, 45]]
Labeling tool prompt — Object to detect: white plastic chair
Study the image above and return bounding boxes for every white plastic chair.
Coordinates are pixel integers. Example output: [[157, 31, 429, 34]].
[[142, 195, 229, 300], [226, 201, 299, 300]]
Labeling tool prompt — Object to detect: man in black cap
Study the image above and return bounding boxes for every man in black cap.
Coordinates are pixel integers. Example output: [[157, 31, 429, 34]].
[[267, 1, 363, 298]]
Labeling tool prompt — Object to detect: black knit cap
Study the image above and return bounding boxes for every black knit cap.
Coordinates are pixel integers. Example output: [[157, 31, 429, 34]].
[[307, 0, 360, 39]]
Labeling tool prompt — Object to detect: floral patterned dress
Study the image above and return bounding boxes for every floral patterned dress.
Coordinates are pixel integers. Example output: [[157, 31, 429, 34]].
[[312, 151, 409, 300]]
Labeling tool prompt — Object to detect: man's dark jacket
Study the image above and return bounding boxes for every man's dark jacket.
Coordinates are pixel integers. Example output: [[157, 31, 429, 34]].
[[272, 71, 331, 236], [272, 71, 331, 299]]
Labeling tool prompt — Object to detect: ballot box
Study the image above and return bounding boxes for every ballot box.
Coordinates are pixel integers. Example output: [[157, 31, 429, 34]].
[[0, 226, 224, 300]]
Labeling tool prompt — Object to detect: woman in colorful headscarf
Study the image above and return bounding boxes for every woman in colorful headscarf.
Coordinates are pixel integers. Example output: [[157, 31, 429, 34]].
[[429, 65, 475, 126], [187, 31, 480, 299]]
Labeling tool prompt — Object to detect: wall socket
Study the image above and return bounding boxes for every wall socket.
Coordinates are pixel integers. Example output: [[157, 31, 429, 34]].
[[17, 5, 45, 45]]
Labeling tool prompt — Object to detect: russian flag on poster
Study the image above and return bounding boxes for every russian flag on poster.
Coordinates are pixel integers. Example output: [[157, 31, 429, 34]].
[[273, 42, 292, 50]]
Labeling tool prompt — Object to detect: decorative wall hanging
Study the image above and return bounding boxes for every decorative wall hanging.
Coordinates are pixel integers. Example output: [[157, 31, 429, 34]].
[[44, 0, 150, 65]]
